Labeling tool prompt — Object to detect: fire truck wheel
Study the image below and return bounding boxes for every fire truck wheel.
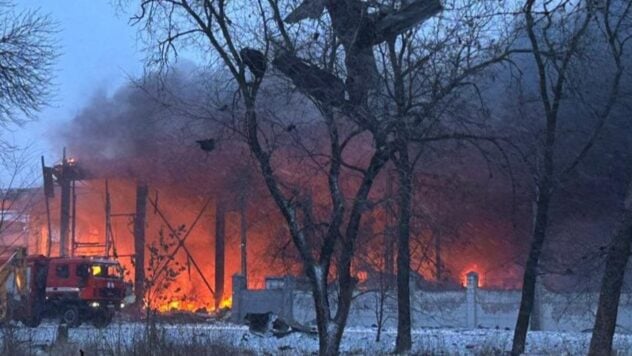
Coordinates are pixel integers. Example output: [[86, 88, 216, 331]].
[[92, 309, 113, 328], [61, 306, 81, 327]]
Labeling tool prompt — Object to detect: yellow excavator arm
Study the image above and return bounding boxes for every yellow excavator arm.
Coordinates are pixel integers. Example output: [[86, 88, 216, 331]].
[[0, 247, 27, 321]]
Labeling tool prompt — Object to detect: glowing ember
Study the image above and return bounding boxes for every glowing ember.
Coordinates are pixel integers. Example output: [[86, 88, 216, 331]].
[[156, 297, 232, 313]]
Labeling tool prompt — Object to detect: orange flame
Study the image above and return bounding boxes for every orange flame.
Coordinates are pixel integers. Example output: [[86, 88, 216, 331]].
[[156, 296, 232, 313], [219, 297, 232, 309]]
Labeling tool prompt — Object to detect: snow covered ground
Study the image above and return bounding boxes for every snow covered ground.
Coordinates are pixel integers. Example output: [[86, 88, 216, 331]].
[[5, 321, 632, 355]]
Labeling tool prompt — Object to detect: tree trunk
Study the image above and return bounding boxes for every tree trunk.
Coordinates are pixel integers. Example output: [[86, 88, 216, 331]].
[[242, 99, 346, 355], [395, 142, 413, 353], [589, 184, 632, 355], [511, 188, 551, 355], [306, 266, 345, 356], [434, 228, 442, 281], [311, 270, 331, 355], [214, 199, 226, 309], [385, 172, 395, 280], [133, 183, 148, 313], [242, 61, 387, 356]]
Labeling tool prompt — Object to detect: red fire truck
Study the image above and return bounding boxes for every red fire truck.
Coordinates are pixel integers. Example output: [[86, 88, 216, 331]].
[[1, 248, 129, 327]]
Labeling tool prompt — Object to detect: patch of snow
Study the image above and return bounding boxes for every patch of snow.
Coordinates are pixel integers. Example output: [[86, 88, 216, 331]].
[[5, 321, 632, 355]]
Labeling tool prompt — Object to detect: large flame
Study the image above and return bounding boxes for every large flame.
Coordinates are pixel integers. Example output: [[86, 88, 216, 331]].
[[26, 71, 530, 316], [20, 169, 524, 313]]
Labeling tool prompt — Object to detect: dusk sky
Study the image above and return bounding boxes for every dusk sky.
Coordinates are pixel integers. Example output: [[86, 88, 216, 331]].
[[13, 1, 144, 163]]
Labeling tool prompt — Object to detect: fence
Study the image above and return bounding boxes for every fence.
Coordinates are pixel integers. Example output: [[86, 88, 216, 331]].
[[231, 272, 632, 333]]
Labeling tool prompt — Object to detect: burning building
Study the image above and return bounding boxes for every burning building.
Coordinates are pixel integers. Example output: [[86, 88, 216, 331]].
[[6, 68, 610, 315]]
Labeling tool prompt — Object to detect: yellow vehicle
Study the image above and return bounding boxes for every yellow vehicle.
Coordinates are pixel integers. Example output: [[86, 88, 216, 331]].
[[0, 247, 28, 322]]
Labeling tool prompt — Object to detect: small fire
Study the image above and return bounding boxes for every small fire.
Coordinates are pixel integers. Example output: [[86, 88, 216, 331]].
[[356, 271, 368, 283], [219, 297, 232, 309], [157, 300, 205, 313], [156, 297, 232, 313]]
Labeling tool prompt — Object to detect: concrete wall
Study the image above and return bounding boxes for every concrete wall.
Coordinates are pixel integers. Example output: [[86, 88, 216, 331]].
[[231, 273, 632, 333], [231, 275, 296, 323]]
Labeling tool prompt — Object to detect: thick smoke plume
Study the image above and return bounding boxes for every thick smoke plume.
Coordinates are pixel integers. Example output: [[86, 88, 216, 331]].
[[46, 54, 632, 311]]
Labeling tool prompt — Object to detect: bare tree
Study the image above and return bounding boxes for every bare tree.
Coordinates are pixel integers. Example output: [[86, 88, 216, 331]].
[[0, 147, 39, 252], [587, 1, 632, 352], [588, 182, 632, 355], [0, 1, 56, 129], [374, 1, 516, 350], [124, 0, 441, 354], [143, 225, 187, 345], [510, 0, 630, 353]]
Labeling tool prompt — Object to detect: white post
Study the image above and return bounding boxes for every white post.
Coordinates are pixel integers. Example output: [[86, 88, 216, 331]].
[[231, 274, 246, 323], [466, 272, 478, 329], [531, 279, 543, 330]]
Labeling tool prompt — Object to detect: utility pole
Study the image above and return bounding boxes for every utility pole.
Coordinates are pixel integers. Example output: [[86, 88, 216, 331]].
[[58, 149, 71, 257], [52, 148, 84, 257], [41, 156, 54, 257], [54, 159, 129, 258], [133, 183, 148, 312], [71, 179, 77, 256], [105, 180, 112, 257]]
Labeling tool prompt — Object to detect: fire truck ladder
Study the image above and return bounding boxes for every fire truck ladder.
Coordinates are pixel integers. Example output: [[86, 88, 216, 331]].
[[73, 180, 132, 258]]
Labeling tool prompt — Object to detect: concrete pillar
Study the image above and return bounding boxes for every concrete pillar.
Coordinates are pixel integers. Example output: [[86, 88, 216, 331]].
[[231, 274, 246, 323], [531, 279, 544, 330], [466, 272, 478, 329], [282, 276, 295, 321]]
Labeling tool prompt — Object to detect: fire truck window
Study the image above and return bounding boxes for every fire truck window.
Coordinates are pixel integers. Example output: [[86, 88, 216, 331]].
[[55, 265, 69, 279], [107, 265, 123, 278], [76, 264, 89, 277]]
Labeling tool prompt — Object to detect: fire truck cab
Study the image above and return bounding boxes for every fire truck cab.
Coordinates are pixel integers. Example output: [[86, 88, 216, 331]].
[[22, 255, 128, 327]]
